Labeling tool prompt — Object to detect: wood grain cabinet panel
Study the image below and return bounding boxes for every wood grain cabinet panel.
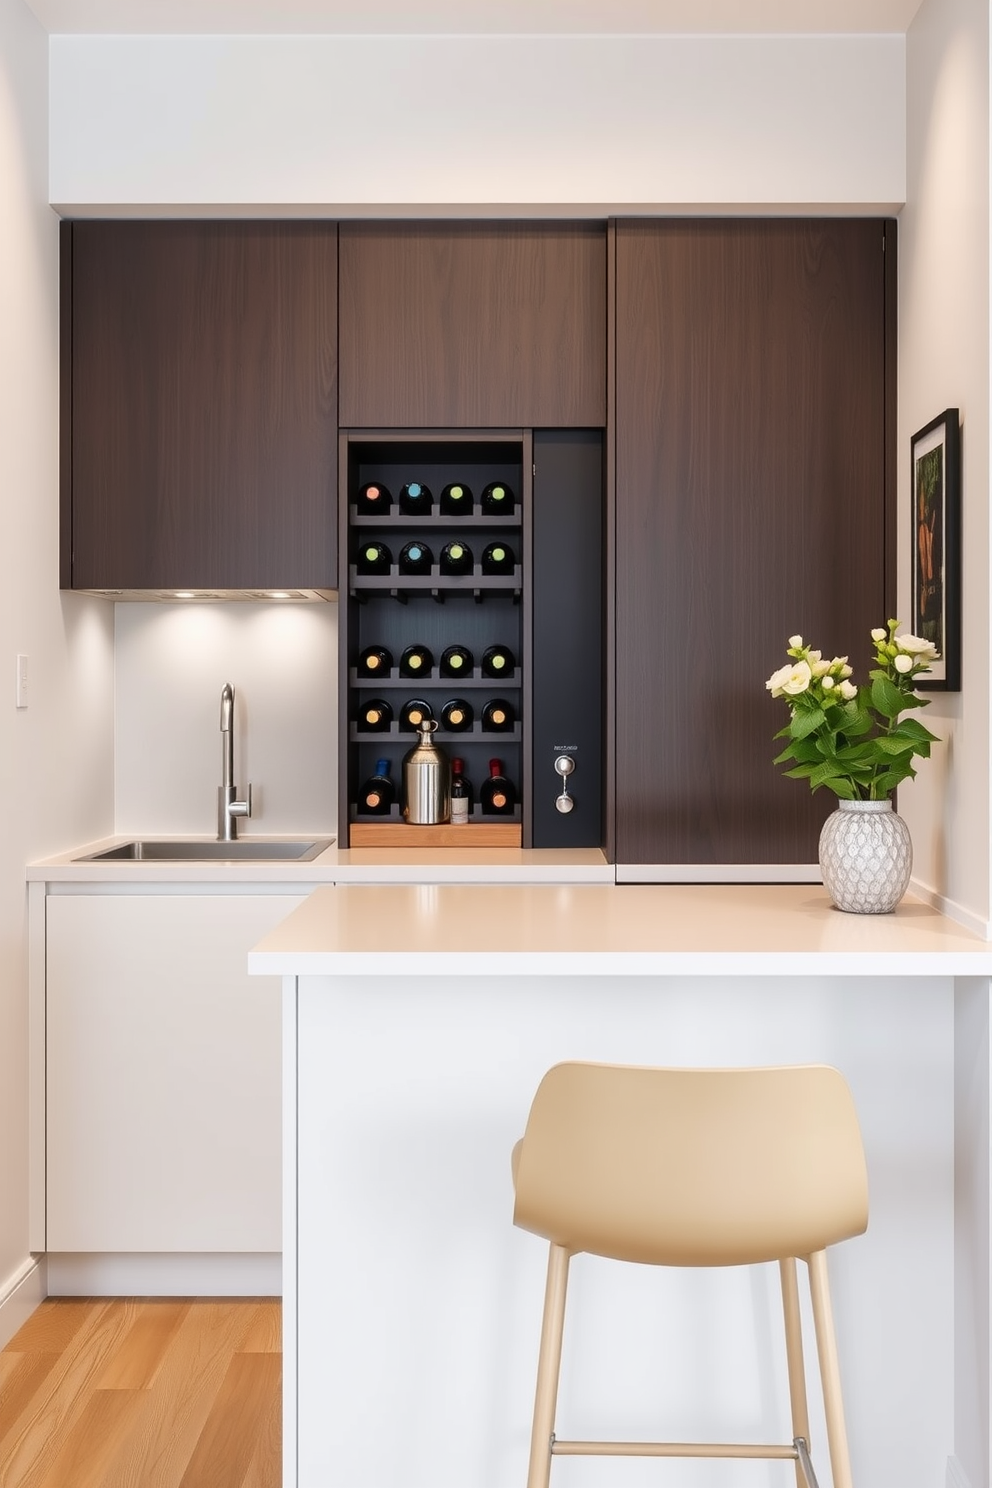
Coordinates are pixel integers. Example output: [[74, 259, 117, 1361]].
[[65, 221, 338, 591], [338, 223, 606, 428], [615, 219, 894, 866]]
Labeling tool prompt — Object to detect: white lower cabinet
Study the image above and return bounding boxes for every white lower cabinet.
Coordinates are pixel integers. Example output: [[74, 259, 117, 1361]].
[[45, 893, 304, 1253]]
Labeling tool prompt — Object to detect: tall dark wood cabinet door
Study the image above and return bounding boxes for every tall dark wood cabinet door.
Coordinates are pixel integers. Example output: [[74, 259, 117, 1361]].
[[615, 220, 893, 867], [338, 223, 606, 428], [66, 222, 338, 591]]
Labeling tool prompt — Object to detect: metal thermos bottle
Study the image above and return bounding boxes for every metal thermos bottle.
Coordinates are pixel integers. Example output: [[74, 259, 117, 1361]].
[[402, 718, 451, 824]]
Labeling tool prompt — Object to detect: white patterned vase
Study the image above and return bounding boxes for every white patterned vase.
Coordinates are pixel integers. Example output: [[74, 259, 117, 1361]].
[[818, 799, 913, 914]]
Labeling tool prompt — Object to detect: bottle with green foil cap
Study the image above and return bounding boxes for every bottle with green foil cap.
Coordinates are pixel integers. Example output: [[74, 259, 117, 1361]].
[[481, 480, 515, 514], [440, 482, 473, 515], [439, 540, 473, 576], [481, 541, 515, 575], [355, 541, 391, 576], [440, 644, 474, 677]]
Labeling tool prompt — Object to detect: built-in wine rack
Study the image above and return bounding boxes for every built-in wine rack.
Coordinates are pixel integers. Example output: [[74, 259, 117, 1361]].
[[339, 433, 532, 846]]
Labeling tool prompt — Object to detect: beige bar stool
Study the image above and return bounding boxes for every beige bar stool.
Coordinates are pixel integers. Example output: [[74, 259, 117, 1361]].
[[512, 1062, 869, 1488]]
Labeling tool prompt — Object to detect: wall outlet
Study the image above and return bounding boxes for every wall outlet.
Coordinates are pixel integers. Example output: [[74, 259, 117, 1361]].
[[15, 654, 27, 708]]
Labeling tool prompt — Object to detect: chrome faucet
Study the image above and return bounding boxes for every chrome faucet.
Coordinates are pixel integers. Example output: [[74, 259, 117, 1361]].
[[218, 682, 253, 841]]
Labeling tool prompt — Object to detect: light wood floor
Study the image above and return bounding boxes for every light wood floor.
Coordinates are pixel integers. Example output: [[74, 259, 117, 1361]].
[[0, 1298, 280, 1488]]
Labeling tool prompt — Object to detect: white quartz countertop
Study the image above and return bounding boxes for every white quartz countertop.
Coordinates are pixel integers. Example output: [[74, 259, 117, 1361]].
[[27, 835, 612, 885], [247, 881, 992, 976]]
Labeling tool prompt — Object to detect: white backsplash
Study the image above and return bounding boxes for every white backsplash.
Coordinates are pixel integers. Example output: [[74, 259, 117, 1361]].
[[115, 601, 338, 837]]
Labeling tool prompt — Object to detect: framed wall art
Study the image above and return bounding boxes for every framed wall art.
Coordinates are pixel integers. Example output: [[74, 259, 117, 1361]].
[[911, 407, 961, 691]]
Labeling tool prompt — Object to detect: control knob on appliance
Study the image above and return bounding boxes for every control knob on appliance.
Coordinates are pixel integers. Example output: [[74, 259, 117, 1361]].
[[554, 754, 575, 814]]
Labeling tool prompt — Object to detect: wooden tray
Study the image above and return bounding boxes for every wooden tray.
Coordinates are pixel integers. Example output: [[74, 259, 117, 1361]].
[[349, 822, 522, 848]]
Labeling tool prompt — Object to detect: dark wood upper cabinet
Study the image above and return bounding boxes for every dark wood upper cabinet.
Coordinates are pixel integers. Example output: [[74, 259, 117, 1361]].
[[614, 219, 895, 866], [63, 221, 338, 591], [338, 223, 606, 428]]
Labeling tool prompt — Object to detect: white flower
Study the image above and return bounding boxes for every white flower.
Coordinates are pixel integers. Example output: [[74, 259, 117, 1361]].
[[838, 679, 858, 701], [766, 660, 812, 697], [894, 654, 913, 674], [811, 657, 831, 677], [829, 656, 849, 671], [788, 634, 803, 648], [807, 649, 822, 663], [894, 633, 939, 663], [821, 675, 835, 690], [839, 664, 853, 679], [871, 628, 887, 642]]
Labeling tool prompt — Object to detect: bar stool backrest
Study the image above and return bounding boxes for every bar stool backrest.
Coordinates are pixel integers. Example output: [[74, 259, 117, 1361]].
[[512, 1062, 868, 1266]]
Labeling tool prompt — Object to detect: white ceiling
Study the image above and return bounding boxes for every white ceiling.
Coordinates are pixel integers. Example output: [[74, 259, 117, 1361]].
[[24, 0, 926, 36]]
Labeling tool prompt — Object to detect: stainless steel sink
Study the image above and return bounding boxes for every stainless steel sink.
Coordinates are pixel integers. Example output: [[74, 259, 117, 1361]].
[[75, 838, 334, 863]]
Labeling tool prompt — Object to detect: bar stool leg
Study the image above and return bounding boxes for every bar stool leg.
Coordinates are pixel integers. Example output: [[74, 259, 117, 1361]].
[[807, 1249, 855, 1488], [527, 1242, 570, 1488], [780, 1257, 812, 1488]]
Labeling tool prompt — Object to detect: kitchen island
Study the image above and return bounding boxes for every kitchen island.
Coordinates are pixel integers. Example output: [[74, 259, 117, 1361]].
[[250, 883, 992, 1488]]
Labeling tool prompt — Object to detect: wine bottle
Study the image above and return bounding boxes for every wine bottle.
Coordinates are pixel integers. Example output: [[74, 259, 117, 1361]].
[[357, 698, 393, 733], [481, 644, 515, 678], [441, 698, 474, 732], [355, 481, 392, 515], [439, 644, 473, 677], [398, 540, 433, 576], [399, 698, 434, 730], [357, 645, 393, 678], [455, 761, 475, 809], [450, 757, 471, 824], [439, 540, 473, 576], [481, 480, 515, 514], [481, 541, 515, 575], [358, 759, 395, 815], [482, 698, 515, 732], [355, 541, 392, 576], [480, 758, 516, 815], [440, 482, 473, 515], [399, 644, 434, 678], [398, 480, 433, 515]]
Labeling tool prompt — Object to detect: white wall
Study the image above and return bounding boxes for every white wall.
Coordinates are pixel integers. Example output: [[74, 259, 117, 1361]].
[[114, 602, 337, 837], [899, 0, 990, 937], [0, 0, 114, 1346], [48, 33, 906, 213]]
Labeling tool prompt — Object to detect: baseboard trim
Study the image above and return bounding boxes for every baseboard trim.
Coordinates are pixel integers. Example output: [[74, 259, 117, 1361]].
[[910, 878, 991, 940], [0, 1256, 47, 1349], [46, 1252, 281, 1297], [617, 863, 822, 884], [946, 1455, 972, 1488]]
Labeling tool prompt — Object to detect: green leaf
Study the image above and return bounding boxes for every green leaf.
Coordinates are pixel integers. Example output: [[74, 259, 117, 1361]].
[[874, 735, 917, 755], [783, 765, 817, 780], [790, 707, 826, 741], [871, 674, 904, 718], [828, 778, 858, 800], [809, 760, 846, 787], [840, 706, 874, 737], [874, 766, 913, 794], [834, 741, 878, 763], [890, 716, 940, 743]]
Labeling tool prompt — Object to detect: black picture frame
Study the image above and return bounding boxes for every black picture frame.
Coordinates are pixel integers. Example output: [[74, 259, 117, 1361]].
[[911, 408, 961, 691]]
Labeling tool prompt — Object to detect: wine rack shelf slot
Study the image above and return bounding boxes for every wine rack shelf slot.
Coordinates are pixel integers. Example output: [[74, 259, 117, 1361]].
[[349, 671, 520, 689], [349, 570, 522, 592], [351, 512, 521, 529], [350, 726, 522, 744]]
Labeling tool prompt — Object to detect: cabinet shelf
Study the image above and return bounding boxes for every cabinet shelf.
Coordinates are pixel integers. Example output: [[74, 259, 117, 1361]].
[[351, 511, 521, 529], [349, 816, 522, 848], [349, 670, 520, 690], [349, 568, 521, 595], [350, 725, 522, 744]]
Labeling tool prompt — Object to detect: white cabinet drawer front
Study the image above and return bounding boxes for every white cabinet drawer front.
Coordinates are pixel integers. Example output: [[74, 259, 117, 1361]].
[[46, 893, 303, 1252]]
